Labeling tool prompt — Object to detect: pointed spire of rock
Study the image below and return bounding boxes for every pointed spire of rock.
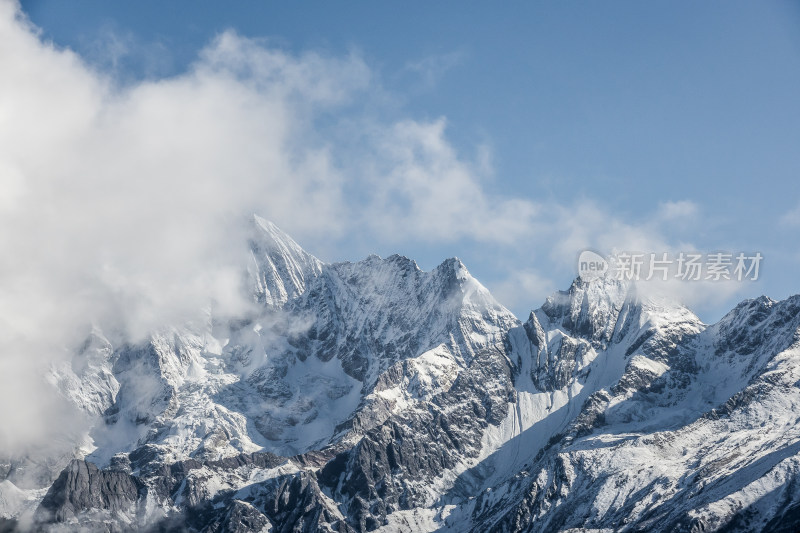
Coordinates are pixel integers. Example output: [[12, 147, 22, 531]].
[[248, 215, 323, 307]]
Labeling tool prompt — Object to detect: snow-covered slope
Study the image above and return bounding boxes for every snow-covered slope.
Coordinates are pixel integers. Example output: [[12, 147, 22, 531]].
[[57, 219, 516, 469], [453, 291, 800, 533], [3, 221, 800, 533], [248, 215, 323, 307]]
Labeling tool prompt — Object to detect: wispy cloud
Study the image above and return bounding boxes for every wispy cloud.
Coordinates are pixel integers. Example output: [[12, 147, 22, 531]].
[[779, 200, 800, 227], [357, 117, 538, 244], [490, 270, 555, 316], [403, 50, 465, 90], [657, 200, 699, 221]]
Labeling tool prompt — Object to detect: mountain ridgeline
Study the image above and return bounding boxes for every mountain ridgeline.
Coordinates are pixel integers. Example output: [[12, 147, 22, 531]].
[[2, 216, 799, 532]]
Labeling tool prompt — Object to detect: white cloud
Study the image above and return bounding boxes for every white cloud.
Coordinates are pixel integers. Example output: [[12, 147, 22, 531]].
[[780, 201, 800, 227], [657, 200, 699, 221], [359, 118, 539, 245], [0, 2, 540, 454], [0, 3, 371, 453], [403, 50, 465, 90], [543, 200, 675, 267], [489, 270, 555, 316], [518, 198, 748, 316]]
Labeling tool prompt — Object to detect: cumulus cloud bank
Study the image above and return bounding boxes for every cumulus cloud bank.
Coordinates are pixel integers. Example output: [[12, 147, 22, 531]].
[[0, 5, 366, 452], [0, 1, 542, 453]]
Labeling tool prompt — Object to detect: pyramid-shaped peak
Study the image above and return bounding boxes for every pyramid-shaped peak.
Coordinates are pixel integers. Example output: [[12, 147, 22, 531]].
[[249, 215, 323, 307], [251, 216, 316, 257], [435, 257, 470, 279]]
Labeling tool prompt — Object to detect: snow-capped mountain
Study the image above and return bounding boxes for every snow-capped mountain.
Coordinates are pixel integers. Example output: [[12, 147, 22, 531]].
[[2, 219, 799, 532], [463, 292, 800, 533]]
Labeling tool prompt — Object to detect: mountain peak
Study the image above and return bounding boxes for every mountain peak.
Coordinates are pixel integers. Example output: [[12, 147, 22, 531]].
[[248, 215, 323, 307], [250, 215, 315, 259], [536, 275, 632, 345]]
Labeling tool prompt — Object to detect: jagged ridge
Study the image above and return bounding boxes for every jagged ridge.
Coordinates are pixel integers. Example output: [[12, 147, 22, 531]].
[[1, 220, 799, 533]]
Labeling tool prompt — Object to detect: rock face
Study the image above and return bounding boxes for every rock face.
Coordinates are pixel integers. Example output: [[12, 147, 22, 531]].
[[35, 460, 141, 524], [2, 219, 800, 532]]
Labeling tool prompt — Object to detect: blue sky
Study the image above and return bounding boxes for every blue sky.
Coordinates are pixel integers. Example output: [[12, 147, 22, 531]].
[[14, 0, 800, 322]]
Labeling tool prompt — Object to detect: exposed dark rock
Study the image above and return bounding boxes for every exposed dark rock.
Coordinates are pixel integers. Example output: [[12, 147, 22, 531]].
[[35, 459, 142, 524]]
